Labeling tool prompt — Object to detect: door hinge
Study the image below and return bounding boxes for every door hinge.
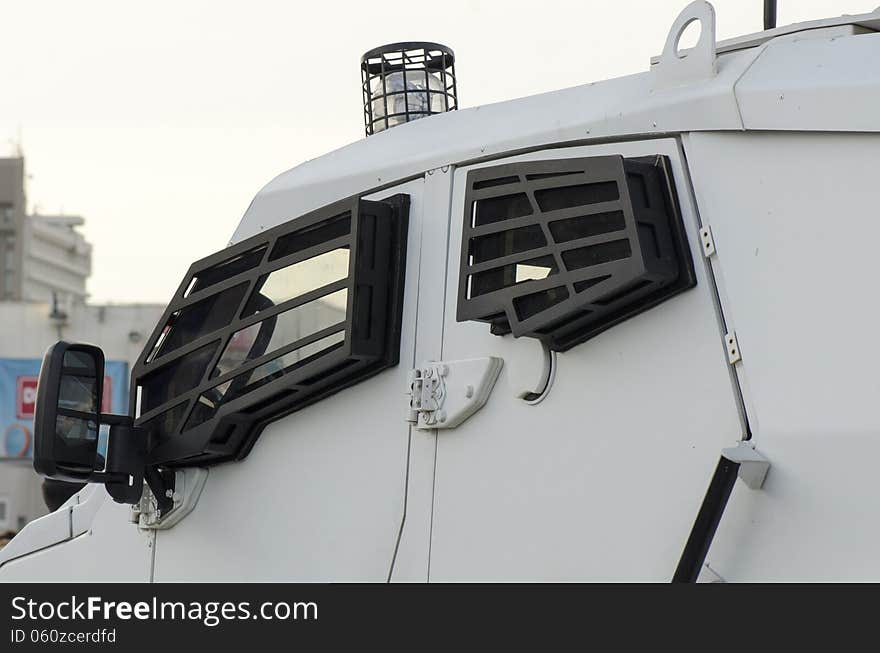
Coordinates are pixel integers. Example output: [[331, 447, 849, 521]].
[[407, 357, 503, 430], [699, 226, 716, 258], [724, 331, 741, 365]]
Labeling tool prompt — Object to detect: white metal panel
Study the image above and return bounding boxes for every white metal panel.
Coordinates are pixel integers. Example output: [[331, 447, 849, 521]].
[[736, 32, 880, 132], [388, 168, 453, 582], [0, 494, 152, 582], [152, 180, 424, 582], [232, 15, 880, 245], [232, 49, 760, 241], [69, 485, 106, 537], [684, 131, 880, 580], [429, 138, 743, 581], [0, 504, 72, 570], [0, 484, 96, 572]]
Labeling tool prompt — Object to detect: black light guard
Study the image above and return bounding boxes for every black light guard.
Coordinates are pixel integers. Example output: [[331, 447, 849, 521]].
[[132, 194, 410, 467]]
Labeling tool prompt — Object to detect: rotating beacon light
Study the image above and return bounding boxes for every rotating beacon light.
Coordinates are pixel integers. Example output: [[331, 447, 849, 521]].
[[361, 42, 457, 136]]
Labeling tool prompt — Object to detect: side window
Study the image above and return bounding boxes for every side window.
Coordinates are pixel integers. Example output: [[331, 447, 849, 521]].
[[133, 194, 410, 466], [456, 155, 695, 350]]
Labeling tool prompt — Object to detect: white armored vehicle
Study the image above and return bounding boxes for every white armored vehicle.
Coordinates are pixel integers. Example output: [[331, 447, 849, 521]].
[[3, 1, 880, 582]]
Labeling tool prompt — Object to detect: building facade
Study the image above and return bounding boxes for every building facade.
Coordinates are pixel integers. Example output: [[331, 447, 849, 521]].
[[0, 157, 92, 305], [0, 156, 164, 535]]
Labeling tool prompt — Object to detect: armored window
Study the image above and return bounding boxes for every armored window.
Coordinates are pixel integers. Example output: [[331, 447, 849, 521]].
[[133, 194, 409, 466], [457, 155, 695, 351]]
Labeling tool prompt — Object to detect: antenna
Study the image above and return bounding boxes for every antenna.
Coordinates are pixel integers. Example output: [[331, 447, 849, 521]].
[[764, 0, 777, 30]]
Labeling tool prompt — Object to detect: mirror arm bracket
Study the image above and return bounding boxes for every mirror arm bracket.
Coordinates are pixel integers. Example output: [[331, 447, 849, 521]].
[[144, 466, 175, 516], [103, 421, 147, 505], [101, 412, 135, 427], [103, 420, 174, 515], [98, 416, 174, 513]]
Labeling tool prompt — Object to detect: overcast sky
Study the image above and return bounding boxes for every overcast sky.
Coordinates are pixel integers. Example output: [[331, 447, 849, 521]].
[[1, 0, 875, 304]]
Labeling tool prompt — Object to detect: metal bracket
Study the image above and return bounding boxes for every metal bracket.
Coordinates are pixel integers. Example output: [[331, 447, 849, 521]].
[[407, 357, 503, 430], [721, 441, 770, 490], [134, 467, 209, 530], [672, 440, 771, 582], [724, 331, 741, 365], [651, 1, 717, 89], [699, 226, 716, 258]]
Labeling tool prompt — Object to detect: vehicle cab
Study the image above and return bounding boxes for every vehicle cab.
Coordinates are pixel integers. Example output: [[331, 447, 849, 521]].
[[3, 2, 880, 582]]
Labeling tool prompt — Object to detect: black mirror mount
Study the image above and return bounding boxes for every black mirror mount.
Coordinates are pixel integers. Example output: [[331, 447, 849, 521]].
[[102, 417, 148, 504], [32, 341, 165, 507]]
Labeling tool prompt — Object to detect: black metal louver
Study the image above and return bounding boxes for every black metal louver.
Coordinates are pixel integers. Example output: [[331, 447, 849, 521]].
[[457, 155, 695, 351], [131, 194, 409, 467]]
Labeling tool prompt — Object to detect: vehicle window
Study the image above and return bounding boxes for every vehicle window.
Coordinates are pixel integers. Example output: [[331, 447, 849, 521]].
[[457, 155, 696, 350], [133, 194, 410, 466]]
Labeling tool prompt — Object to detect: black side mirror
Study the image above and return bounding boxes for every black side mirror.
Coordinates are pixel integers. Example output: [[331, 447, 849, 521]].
[[33, 342, 146, 504]]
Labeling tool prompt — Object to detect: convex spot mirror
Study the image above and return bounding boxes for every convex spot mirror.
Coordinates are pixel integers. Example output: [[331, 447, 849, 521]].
[[33, 341, 145, 504]]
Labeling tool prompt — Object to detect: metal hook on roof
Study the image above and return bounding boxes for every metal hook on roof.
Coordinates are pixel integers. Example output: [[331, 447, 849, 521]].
[[652, 1, 717, 89]]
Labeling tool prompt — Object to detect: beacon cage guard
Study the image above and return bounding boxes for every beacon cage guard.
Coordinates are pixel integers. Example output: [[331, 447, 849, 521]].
[[456, 155, 696, 351], [131, 194, 410, 467], [361, 42, 457, 136]]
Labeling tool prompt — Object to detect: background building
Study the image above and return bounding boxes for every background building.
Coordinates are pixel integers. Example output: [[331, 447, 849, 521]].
[[0, 155, 164, 534], [0, 157, 92, 305]]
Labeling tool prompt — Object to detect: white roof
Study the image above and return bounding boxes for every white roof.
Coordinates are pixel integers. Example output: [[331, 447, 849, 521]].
[[234, 6, 880, 243]]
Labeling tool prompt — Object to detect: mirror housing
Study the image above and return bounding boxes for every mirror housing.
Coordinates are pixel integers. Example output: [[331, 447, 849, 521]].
[[33, 341, 147, 504]]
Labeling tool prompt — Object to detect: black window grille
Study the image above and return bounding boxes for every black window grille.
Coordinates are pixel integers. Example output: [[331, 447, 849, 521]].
[[457, 155, 695, 351], [132, 194, 410, 466]]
